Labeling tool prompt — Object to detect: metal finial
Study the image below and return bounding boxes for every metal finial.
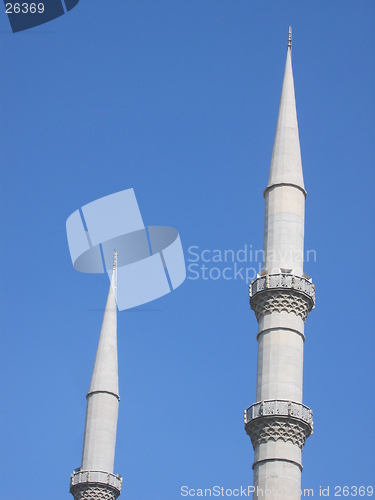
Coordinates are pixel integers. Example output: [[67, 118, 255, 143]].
[[113, 250, 118, 271], [112, 250, 119, 300], [288, 26, 292, 50]]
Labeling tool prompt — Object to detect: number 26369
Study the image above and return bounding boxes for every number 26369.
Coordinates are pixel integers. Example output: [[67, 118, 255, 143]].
[[5, 3, 45, 14]]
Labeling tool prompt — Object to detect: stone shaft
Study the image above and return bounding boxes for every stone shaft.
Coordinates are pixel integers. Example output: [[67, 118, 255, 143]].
[[81, 272, 119, 472], [70, 259, 122, 499], [263, 44, 306, 277]]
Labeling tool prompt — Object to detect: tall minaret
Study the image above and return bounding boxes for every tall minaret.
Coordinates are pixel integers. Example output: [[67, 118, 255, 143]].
[[244, 28, 315, 499], [70, 252, 122, 500]]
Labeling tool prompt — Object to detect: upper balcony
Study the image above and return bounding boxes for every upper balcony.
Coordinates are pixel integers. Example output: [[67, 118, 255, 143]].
[[249, 273, 315, 322], [249, 273, 315, 302], [70, 469, 122, 493], [244, 399, 313, 430]]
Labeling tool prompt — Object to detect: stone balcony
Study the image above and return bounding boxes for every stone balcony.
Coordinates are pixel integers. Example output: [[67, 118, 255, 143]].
[[244, 399, 313, 427], [70, 469, 122, 492], [249, 273, 315, 321], [244, 399, 313, 451]]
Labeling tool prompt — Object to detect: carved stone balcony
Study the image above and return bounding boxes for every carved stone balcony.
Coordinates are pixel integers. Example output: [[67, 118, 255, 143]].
[[244, 400, 313, 451], [70, 470, 122, 500], [249, 273, 315, 321]]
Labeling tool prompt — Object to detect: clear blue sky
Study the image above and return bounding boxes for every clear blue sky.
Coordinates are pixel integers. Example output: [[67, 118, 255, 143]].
[[1, 2, 374, 499]]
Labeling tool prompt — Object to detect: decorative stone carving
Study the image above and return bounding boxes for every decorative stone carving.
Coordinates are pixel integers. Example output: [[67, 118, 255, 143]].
[[246, 416, 311, 451], [70, 470, 122, 500], [244, 400, 313, 451], [70, 484, 120, 500], [249, 273, 315, 322]]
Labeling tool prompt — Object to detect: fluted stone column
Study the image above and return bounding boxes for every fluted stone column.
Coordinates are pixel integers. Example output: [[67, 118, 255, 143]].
[[244, 29, 315, 500]]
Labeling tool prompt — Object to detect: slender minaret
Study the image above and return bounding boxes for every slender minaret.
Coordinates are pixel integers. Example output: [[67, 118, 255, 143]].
[[70, 252, 122, 500], [244, 28, 315, 499]]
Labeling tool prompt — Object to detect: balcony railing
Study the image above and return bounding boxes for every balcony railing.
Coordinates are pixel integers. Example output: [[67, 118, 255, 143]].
[[249, 273, 315, 305], [70, 470, 122, 492], [244, 399, 313, 431]]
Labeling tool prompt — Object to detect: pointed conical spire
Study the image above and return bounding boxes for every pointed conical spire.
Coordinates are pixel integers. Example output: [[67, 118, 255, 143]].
[[88, 252, 119, 398], [265, 26, 306, 196], [81, 251, 120, 473]]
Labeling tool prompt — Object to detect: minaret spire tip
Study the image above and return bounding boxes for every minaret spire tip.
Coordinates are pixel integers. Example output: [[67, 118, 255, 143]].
[[113, 250, 118, 272], [112, 250, 118, 299], [288, 26, 292, 50]]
